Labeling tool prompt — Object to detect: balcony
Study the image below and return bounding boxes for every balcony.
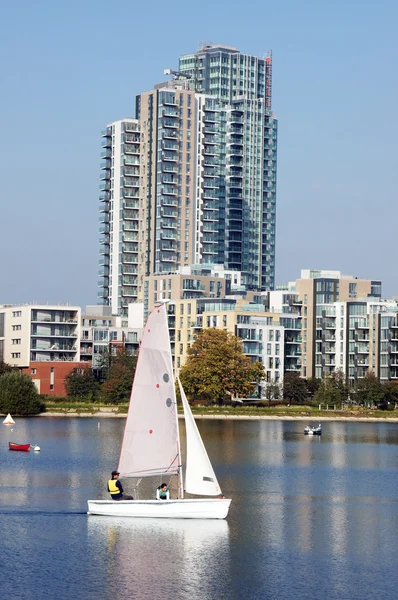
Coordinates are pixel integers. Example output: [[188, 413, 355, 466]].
[[124, 144, 140, 155], [163, 119, 178, 129]]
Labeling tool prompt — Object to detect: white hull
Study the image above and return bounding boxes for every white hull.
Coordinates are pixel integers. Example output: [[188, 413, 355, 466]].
[[87, 498, 231, 520]]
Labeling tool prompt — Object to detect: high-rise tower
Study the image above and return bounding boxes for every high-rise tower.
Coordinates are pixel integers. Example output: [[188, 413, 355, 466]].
[[98, 45, 277, 314], [178, 44, 277, 290], [98, 119, 141, 315]]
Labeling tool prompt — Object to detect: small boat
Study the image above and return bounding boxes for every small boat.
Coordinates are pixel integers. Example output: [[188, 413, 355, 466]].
[[304, 424, 322, 435], [9, 442, 30, 452], [88, 303, 231, 520], [3, 413, 15, 425]]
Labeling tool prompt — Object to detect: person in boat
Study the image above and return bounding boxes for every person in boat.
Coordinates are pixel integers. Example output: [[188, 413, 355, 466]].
[[107, 471, 133, 501], [156, 483, 170, 500]]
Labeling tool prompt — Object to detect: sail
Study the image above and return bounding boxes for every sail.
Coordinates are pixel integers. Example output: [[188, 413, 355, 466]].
[[178, 378, 222, 496], [3, 413, 15, 425], [118, 304, 180, 478]]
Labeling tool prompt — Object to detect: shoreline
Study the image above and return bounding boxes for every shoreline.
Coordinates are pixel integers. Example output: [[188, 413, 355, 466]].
[[38, 412, 398, 423]]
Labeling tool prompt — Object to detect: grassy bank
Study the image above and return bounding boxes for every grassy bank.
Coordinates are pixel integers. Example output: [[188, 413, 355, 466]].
[[41, 401, 397, 420]]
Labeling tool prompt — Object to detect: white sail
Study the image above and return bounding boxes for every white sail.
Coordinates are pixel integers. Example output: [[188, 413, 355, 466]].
[[178, 378, 222, 497], [3, 413, 15, 425], [118, 304, 180, 478]]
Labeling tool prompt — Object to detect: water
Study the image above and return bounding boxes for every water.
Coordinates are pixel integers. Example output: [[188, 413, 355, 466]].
[[1, 418, 397, 600]]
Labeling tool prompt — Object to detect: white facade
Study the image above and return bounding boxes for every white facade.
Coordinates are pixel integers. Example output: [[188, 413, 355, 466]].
[[0, 304, 81, 367], [98, 119, 141, 316]]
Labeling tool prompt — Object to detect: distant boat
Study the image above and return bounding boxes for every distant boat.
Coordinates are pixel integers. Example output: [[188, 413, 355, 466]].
[[304, 424, 322, 436], [9, 442, 30, 452], [3, 413, 15, 425]]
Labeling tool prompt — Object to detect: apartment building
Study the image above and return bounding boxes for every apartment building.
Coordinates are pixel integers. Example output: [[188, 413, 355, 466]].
[[98, 44, 277, 313], [98, 119, 141, 315], [80, 305, 143, 372], [179, 44, 277, 290], [0, 304, 83, 395]]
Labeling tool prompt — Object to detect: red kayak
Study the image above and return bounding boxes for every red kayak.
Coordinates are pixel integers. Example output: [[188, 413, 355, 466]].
[[9, 442, 30, 452]]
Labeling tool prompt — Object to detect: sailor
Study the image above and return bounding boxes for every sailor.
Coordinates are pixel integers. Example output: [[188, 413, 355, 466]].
[[107, 471, 133, 501], [156, 483, 170, 500]]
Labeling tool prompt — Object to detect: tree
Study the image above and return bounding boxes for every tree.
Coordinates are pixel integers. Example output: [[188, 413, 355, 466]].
[[101, 347, 138, 404], [0, 360, 13, 376], [354, 372, 384, 407], [0, 371, 42, 415], [263, 379, 282, 405], [313, 370, 349, 406], [283, 372, 307, 404], [179, 328, 265, 405], [306, 377, 321, 399], [382, 380, 398, 408], [65, 366, 100, 401]]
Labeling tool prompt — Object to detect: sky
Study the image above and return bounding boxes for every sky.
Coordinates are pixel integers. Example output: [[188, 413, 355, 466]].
[[1, 0, 397, 307]]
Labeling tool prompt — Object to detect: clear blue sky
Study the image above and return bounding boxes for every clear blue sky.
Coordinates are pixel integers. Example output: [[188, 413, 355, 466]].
[[1, 0, 397, 307]]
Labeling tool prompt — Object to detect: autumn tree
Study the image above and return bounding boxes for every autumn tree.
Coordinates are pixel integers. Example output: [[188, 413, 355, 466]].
[[179, 328, 265, 405], [101, 347, 138, 404]]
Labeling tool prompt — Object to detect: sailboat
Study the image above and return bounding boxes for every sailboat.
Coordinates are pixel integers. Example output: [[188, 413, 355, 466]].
[[3, 413, 15, 425], [87, 303, 231, 519]]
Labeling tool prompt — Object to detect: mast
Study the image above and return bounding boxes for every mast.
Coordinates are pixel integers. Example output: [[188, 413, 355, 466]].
[[165, 303, 184, 499]]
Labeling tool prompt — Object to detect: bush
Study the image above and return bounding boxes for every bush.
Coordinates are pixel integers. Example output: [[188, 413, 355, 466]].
[[0, 371, 42, 415], [40, 394, 66, 404]]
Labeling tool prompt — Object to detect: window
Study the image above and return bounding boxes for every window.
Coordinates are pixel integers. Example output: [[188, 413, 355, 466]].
[[11, 353, 21, 358], [179, 344, 183, 354], [12, 339, 21, 345], [12, 324, 21, 331], [50, 384, 54, 390], [349, 282, 357, 298], [12, 311, 22, 317], [269, 330, 274, 341]]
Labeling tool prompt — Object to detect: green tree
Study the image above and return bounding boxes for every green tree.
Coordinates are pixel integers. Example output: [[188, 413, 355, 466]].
[[283, 372, 307, 404], [179, 328, 265, 405], [313, 370, 348, 406], [306, 377, 321, 399], [0, 371, 42, 415], [101, 347, 138, 404], [64, 366, 100, 401], [354, 372, 384, 407], [382, 380, 398, 408], [0, 360, 13, 376]]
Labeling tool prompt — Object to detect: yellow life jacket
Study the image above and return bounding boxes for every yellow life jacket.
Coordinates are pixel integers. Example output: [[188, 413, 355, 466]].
[[108, 479, 120, 495]]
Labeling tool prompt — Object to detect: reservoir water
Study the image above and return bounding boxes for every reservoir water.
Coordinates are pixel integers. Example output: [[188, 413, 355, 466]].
[[1, 418, 397, 600]]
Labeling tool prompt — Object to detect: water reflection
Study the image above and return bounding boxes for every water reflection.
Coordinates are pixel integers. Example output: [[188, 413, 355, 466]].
[[87, 517, 230, 600]]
